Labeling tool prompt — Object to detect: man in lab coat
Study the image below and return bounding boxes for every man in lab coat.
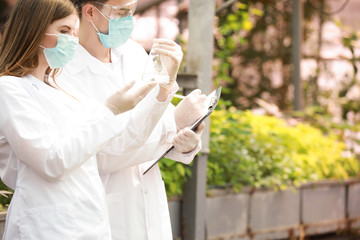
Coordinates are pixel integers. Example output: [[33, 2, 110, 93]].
[[59, 0, 206, 239]]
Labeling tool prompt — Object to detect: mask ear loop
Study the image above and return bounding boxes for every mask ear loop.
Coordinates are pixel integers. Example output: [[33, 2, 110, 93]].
[[39, 33, 59, 49], [45, 33, 59, 37], [90, 21, 101, 34], [94, 5, 110, 20], [91, 6, 110, 34]]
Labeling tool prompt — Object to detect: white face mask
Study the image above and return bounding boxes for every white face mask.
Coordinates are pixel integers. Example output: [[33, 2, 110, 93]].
[[40, 34, 79, 69], [90, 5, 134, 48]]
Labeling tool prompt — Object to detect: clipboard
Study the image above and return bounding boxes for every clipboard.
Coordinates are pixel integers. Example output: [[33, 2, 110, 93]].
[[143, 87, 222, 175]]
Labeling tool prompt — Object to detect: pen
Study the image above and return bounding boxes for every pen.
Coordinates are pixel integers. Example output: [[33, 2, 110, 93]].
[[173, 94, 185, 99]]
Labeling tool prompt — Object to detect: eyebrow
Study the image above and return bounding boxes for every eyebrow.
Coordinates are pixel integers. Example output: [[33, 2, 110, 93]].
[[58, 25, 73, 30], [59, 25, 71, 28]]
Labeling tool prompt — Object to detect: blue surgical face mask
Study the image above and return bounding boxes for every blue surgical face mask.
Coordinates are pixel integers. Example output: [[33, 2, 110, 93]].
[[91, 6, 134, 48], [40, 34, 79, 69]]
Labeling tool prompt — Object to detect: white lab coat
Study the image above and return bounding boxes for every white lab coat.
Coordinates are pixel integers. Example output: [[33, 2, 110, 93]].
[[0, 74, 128, 239], [59, 40, 200, 240]]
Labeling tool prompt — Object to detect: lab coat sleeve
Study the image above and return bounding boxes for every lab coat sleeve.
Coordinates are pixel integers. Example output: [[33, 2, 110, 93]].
[[0, 79, 126, 181], [96, 84, 178, 170], [165, 142, 202, 165], [121, 84, 178, 147], [97, 99, 202, 173]]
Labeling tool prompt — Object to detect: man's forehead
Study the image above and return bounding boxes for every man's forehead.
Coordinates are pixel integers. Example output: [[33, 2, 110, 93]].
[[104, 0, 136, 5]]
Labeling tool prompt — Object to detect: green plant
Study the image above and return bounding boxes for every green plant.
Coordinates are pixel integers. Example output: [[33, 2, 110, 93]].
[[159, 158, 192, 198], [208, 108, 297, 191], [207, 107, 359, 191], [214, 2, 262, 106], [159, 105, 359, 197], [0, 179, 12, 209]]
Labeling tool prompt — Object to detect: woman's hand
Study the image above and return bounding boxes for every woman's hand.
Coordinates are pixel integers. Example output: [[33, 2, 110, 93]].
[[105, 81, 157, 115]]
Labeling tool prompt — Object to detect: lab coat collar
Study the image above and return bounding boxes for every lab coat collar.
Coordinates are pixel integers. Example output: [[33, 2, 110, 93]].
[[23, 74, 76, 108], [24, 74, 50, 91], [65, 45, 122, 76]]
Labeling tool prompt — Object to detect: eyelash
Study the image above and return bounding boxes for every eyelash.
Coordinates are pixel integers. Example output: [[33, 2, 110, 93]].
[[60, 30, 69, 34]]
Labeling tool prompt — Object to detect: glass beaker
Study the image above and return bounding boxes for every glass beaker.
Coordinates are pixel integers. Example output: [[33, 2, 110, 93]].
[[142, 46, 169, 84]]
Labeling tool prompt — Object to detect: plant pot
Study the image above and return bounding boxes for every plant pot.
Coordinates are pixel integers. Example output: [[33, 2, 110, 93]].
[[249, 188, 300, 240], [0, 211, 6, 235], [301, 180, 347, 236], [347, 178, 360, 230], [168, 198, 182, 240], [205, 188, 250, 240]]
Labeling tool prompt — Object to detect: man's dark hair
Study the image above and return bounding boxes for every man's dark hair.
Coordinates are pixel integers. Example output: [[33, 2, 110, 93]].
[[70, 0, 107, 17]]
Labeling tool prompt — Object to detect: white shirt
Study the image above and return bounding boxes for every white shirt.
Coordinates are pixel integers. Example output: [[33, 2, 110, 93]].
[[59, 40, 200, 240], [0, 74, 127, 239]]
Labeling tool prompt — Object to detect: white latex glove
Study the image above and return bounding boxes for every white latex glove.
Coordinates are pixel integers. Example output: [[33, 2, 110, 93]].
[[105, 81, 157, 115], [174, 89, 206, 131], [152, 38, 183, 90], [173, 122, 205, 153]]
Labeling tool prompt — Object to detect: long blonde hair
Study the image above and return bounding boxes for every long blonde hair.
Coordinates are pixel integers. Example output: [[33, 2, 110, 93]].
[[0, 0, 77, 79]]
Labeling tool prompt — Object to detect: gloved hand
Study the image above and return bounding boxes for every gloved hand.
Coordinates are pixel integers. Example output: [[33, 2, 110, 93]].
[[152, 38, 183, 90], [105, 81, 157, 115], [173, 122, 205, 153], [174, 89, 206, 131]]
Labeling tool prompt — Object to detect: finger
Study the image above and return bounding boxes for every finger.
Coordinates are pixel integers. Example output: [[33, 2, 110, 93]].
[[153, 48, 182, 62], [185, 93, 206, 105], [175, 129, 187, 142], [184, 127, 203, 141], [153, 46, 181, 56], [123, 80, 136, 91], [195, 122, 205, 133], [173, 136, 192, 152], [130, 82, 156, 99], [173, 136, 183, 145], [172, 141, 187, 153], [182, 127, 196, 136], [178, 128, 201, 143], [187, 89, 201, 97], [173, 131, 199, 153], [139, 81, 157, 95], [153, 38, 178, 46], [172, 135, 186, 151], [200, 94, 207, 102], [153, 43, 177, 52]]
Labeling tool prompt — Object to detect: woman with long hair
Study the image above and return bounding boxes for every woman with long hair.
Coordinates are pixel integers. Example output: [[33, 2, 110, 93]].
[[0, 0, 156, 239]]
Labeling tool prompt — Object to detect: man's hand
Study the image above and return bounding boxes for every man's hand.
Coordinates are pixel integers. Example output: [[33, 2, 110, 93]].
[[152, 38, 183, 91], [173, 122, 205, 153], [174, 89, 206, 131]]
